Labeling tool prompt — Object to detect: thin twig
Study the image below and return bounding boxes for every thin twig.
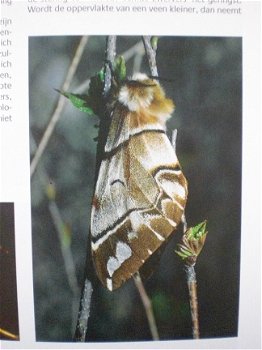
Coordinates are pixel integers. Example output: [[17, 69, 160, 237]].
[[181, 213, 188, 233], [142, 36, 158, 76], [185, 265, 200, 339], [104, 36, 117, 96], [30, 36, 89, 177], [48, 200, 80, 297], [133, 273, 159, 341], [172, 129, 178, 154], [74, 278, 93, 342]]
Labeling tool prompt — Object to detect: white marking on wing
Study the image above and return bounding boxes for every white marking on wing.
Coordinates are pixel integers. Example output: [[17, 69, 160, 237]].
[[116, 241, 132, 263], [106, 278, 113, 291], [161, 180, 186, 199], [106, 241, 132, 278], [128, 230, 138, 241], [91, 217, 129, 250], [152, 230, 165, 241], [107, 257, 121, 277]]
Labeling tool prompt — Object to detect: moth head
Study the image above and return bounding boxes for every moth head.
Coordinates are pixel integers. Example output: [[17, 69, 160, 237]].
[[118, 73, 175, 124]]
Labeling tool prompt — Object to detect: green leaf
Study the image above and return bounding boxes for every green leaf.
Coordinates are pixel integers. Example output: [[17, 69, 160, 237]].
[[98, 68, 106, 83], [56, 66, 106, 116], [150, 36, 158, 50], [114, 56, 127, 81], [175, 250, 188, 260], [87, 71, 105, 115], [175, 246, 194, 260], [175, 220, 208, 265], [89, 70, 105, 96], [56, 90, 94, 115], [188, 220, 207, 240]]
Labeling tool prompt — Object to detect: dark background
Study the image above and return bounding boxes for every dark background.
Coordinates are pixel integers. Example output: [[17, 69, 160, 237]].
[[29, 36, 242, 342]]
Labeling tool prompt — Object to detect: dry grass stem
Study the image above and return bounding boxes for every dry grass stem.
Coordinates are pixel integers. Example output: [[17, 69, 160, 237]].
[[133, 273, 160, 341], [30, 36, 89, 177]]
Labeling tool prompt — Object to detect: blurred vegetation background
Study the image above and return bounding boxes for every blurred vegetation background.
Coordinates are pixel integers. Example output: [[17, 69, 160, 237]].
[[29, 36, 242, 342]]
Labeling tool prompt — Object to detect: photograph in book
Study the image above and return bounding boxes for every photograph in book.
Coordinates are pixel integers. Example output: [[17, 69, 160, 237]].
[[29, 36, 242, 342], [0, 203, 20, 341]]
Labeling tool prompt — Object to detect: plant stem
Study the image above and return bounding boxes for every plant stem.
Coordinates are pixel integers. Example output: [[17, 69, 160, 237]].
[[185, 265, 200, 339], [30, 36, 88, 177], [74, 278, 93, 342], [104, 35, 117, 96], [133, 273, 160, 341], [142, 36, 158, 76]]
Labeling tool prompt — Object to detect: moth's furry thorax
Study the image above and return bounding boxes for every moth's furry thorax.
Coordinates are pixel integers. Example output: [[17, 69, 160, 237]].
[[117, 73, 175, 125]]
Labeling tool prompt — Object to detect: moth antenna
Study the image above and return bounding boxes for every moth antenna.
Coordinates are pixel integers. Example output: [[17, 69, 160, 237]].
[[127, 80, 157, 88]]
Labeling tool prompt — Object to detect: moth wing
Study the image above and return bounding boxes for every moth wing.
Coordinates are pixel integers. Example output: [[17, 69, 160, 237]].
[[128, 129, 188, 219], [91, 108, 187, 291]]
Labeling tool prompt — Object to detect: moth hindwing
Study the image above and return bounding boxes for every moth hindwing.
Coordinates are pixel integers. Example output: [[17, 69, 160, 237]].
[[90, 73, 188, 291]]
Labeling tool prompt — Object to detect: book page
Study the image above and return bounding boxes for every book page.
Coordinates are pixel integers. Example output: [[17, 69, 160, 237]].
[[0, 1, 261, 349]]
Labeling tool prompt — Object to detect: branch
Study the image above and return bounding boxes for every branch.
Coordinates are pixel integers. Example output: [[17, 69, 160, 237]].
[[185, 265, 199, 339], [133, 273, 159, 340], [104, 36, 117, 96], [30, 36, 89, 177], [74, 278, 93, 342], [142, 36, 158, 76]]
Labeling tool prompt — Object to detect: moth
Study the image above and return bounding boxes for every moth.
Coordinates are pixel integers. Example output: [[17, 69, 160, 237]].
[[90, 73, 188, 291]]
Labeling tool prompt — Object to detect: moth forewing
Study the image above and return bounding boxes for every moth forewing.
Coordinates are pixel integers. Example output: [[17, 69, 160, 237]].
[[90, 74, 188, 291]]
